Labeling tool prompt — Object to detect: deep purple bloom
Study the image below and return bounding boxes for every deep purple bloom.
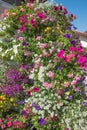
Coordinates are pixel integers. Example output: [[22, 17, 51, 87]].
[[64, 34, 70, 39], [38, 118, 46, 125], [35, 105, 40, 111], [70, 40, 75, 45], [67, 26, 71, 30], [83, 102, 87, 106], [21, 110, 26, 115], [64, 88, 68, 92], [22, 42, 28, 46]]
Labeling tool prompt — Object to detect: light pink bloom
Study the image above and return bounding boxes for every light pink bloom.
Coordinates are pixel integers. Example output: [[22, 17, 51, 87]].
[[47, 71, 54, 79], [75, 87, 80, 92], [1, 124, 6, 130], [20, 8, 25, 12], [24, 51, 30, 57], [18, 37, 23, 42], [45, 52, 50, 58], [71, 80, 77, 85], [42, 82, 52, 89], [57, 50, 64, 59], [40, 43, 46, 49], [75, 76, 81, 81], [36, 36, 42, 40], [67, 73, 73, 78], [56, 89, 62, 95], [64, 82, 69, 87]]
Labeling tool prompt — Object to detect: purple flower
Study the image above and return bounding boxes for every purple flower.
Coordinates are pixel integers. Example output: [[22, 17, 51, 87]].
[[64, 34, 70, 39], [21, 110, 26, 115], [32, 102, 36, 107], [67, 26, 71, 30], [68, 95, 72, 100], [38, 118, 46, 125], [22, 42, 28, 46], [70, 40, 75, 45], [83, 102, 87, 107], [57, 65, 62, 70], [35, 105, 40, 111]]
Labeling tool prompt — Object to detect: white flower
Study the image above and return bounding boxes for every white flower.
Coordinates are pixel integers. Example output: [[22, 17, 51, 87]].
[[10, 55, 14, 60], [0, 47, 2, 51], [50, 112, 54, 117], [3, 26, 6, 30]]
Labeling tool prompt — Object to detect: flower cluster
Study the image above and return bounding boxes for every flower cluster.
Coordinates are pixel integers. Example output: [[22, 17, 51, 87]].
[[0, 2, 87, 130]]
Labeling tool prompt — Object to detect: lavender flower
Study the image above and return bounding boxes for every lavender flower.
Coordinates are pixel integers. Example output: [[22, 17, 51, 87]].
[[83, 101, 87, 107]]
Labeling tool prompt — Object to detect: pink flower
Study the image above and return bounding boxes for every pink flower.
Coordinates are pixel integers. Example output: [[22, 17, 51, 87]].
[[42, 82, 52, 89], [30, 18, 36, 28], [26, 3, 33, 9], [13, 120, 18, 128], [45, 52, 50, 58], [19, 25, 25, 32], [75, 76, 81, 81], [7, 121, 12, 127], [0, 119, 2, 124], [69, 46, 75, 52], [24, 51, 30, 57], [18, 37, 24, 42], [36, 36, 42, 40], [67, 73, 73, 78], [12, 12, 16, 16], [75, 87, 80, 92], [47, 71, 54, 79], [77, 56, 86, 64], [1, 124, 6, 130], [33, 87, 39, 92], [57, 50, 65, 59], [56, 89, 62, 95], [40, 43, 46, 49], [71, 80, 77, 85], [6, 117, 10, 121], [36, 12, 45, 20], [64, 53, 75, 62], [64, 82, 69, 87], [20, 8, 25, 12]]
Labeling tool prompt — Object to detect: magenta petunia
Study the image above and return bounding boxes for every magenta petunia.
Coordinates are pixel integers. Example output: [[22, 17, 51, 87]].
[[57, 50, 65, 59]]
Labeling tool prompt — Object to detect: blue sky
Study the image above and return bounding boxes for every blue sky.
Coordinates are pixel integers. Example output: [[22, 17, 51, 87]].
[[55, 0, 87, 32]]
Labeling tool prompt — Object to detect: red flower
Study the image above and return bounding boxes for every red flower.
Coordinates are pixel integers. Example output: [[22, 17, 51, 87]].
[[27, 91, 31, 96]]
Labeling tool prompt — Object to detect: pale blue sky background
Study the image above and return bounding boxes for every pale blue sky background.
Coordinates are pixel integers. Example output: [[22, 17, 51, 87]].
[[55, 0, 87, 32]]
